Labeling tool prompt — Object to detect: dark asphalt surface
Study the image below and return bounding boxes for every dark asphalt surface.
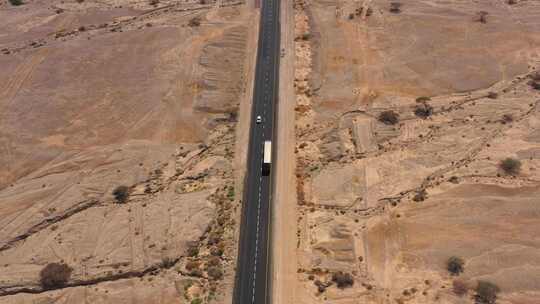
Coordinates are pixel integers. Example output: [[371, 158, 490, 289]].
[[233, 0, 280, 302]]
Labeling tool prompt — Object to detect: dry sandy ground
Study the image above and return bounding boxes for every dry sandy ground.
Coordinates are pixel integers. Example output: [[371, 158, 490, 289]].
[[0, 0, 256, 303], [292, 0, 540, 303]]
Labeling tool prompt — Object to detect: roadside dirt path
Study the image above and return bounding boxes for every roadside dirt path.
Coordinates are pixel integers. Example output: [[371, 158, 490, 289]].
[[271, 0, 297, 302]]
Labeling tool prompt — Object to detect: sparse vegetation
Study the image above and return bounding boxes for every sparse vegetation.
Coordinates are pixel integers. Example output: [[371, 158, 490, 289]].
[[188, 17, 202, 27], [453, 279, 468, 296], [191, 299, 203, 304], [185, 260, 200, 271], [499, 157, 521, 175], [378, 110, 399, 125], [112, 185, 130, 203], [447, 256, 465, 275], [40, 263, 73, 289], [475, 11, 489, 23], [331, 271, 354, 288], [389, 2, 402, 13], [414, 103, 433, 119], [475, 281, 500, 304], [207, 266, 223, 280], [8, 0, 23, 5], [187, 244, 199, 257], [207, 256, 221, 267]]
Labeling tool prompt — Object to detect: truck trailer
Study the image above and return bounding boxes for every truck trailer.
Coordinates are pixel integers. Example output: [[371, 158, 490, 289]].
[[262, 140, 271, 176]]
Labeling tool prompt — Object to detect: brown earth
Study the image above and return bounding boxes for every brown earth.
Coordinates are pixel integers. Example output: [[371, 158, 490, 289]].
[[0, 0, 256, 303], [292, 0, 540, 303]]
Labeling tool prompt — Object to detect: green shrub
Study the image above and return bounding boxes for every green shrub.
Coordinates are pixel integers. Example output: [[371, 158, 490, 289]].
[[499, 158, 521, 175], [40, 263, 73, 289], [447, 256, 464, 275], [191, 299, 203, 304], [475, 281, 500, 304]]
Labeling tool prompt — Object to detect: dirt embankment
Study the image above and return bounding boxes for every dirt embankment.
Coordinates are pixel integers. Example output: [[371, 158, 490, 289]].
[[0, 0, 256, 303], [293, 0, 540, 303]]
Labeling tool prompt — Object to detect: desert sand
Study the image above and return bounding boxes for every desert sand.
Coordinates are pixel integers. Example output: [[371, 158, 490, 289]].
[[291, 0, 540, 303], [0, 0, 257, 303]]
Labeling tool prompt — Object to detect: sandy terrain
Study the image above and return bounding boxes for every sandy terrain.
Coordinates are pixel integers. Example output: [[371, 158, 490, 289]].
[[0, 0, 256, 303], [291, 0, 540, 303]]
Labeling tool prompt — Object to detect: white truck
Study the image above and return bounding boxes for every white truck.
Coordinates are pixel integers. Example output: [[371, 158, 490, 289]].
[[262, 140, 271, 176]]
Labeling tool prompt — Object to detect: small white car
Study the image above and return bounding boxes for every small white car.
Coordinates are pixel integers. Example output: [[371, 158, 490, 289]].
[[256, 115, 262, 124]]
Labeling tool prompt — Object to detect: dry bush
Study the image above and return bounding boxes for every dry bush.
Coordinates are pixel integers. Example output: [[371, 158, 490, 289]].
[[112, 185, 130, 203], [160, 257, 175, 268], [487, 92, 498, 99], [389, 2, 402, 13], [475, 11, 489, 23], [40, 263, 73, 289], [207, 266, 223, 280], [412, 189, 427, 202], [475, 281, 500, 304], [530, 81, 540, 90], [453, 279, 468, 296], [149, 0, 159, 5], [447, 256, 464, 275], [416, 96, 431, 103], [207, 256, 221, 267], [331, 272, 354, 288], [378, 110, 399, 125], [188, 17, 202, 27], [9, 0, 24, 5], [185, 261, 200, 271], [501, 114, 513, 124], [314, 280, 327, 293], [507, 0, 517, 4], [499, 157, 521, 175], [186, 243, 199, 257], [414, 103, 433, 119]]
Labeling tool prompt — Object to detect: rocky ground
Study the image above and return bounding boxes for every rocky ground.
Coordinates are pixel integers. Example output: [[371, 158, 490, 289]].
[[0, 0, 255, 303], [293, 0, 540, 303]]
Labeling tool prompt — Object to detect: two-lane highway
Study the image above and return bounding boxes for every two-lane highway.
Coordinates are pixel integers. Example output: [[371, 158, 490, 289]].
[[233, 0, 280, 302]]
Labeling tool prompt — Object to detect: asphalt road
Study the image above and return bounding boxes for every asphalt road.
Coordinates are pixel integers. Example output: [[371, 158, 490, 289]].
[[233, 0, 280, 302]]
